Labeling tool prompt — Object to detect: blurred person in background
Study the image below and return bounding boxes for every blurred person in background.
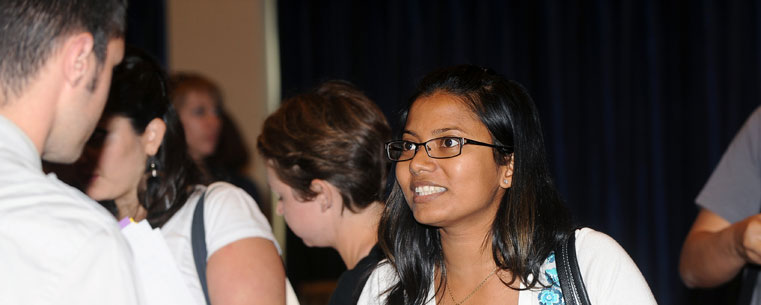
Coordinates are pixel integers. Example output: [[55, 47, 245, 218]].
[[170, 72, 265, 215]]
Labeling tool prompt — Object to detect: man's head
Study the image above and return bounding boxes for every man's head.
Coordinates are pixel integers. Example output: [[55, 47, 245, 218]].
[[0, 0, 127, 101], [0, 0, 127, 163]]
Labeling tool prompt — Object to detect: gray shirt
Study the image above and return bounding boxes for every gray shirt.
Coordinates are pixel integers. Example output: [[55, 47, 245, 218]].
[[697, 106, 761, 223], [696, 105, 761, 304]]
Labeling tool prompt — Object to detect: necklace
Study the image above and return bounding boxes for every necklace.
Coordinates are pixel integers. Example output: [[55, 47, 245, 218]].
[[447, 267, 500, 305]]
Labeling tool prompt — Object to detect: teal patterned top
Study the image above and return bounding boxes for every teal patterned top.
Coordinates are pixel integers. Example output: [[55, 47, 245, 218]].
[[538, 253, 565, 305]]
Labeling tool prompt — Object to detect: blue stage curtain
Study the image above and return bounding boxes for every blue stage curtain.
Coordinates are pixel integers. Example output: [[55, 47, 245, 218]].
[[279, 1, 761, 304], [125, 0, 167, 68]]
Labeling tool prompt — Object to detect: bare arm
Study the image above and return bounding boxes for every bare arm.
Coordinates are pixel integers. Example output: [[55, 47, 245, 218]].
[[207, 237, 286, 305], [679, 208, 761, 288]]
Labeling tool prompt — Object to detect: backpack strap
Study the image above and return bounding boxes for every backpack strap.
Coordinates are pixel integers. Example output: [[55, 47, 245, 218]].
[[191, 191, 211, 305], [555, 230, 592, 305], [735, 199, 761, 305], [738, 265, 759, 305]]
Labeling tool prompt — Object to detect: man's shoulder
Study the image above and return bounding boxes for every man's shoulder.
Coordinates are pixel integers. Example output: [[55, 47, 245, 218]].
[[0, 172, 123, 250], [0, 175, 140, 305]]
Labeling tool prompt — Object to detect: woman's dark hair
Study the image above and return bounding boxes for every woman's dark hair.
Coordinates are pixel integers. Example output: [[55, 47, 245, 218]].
[[208, 110, 251, 176], [257, 80, 391, 212], [100, 46, 204, 227], [379, 65, 573, 304]]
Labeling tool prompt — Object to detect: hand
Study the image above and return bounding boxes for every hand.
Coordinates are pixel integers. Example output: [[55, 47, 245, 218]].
[[680, 209, 753, 287], [734, 214, 761, 265]]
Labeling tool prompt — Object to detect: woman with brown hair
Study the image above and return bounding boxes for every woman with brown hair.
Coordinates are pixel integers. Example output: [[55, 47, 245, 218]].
[[170, 73, 265, 212], [258, 80, 391, 305]]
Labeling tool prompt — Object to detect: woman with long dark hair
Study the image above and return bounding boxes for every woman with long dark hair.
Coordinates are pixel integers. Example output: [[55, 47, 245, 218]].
[[79, 47, 286, 305], [358, 65, 655, 305]]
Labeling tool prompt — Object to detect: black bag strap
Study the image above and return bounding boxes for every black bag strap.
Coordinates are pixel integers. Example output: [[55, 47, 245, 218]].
[[738, 265, 759, 305], [736, 200, 761, 305], [191, 191, 211, 305], [556, 230, 592, 305]]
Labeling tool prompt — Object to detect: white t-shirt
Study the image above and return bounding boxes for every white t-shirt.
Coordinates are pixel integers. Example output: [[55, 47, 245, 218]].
[[161, 182, 280, 305], [0, 115, 143, 305], [357, 228, 656, 305]]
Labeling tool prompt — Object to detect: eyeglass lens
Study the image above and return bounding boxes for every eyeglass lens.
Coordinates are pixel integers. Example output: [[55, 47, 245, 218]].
[[387, 137, 463, 161]]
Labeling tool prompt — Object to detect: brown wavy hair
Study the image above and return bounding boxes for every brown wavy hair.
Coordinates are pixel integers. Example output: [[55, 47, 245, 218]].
[[257, 80, 391, 212], [169, 72, 224, 110]]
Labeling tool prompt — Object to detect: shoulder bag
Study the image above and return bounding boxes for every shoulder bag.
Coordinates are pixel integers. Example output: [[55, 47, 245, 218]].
[[555, 231, 592, 305]]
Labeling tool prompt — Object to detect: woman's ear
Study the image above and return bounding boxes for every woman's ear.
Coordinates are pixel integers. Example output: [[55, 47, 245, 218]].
[[142, 118, 166, 156], [310, 179, 339, 212], [499, 154, 514, 189]]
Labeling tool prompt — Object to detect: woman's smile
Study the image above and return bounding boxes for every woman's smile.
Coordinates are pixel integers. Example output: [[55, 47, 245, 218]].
[[410, 181, 448, 203]]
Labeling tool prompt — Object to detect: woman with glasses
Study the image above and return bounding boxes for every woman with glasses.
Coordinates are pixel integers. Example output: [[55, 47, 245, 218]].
[[257, 80, 391, 305], [358, 65, 656, 305]]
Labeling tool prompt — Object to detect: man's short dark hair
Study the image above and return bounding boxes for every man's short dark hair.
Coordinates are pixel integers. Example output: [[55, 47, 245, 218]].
[[0, 0, 127, 100]]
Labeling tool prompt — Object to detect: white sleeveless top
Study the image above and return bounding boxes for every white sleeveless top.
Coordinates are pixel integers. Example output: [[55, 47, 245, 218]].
[[357, 228, 656, 305]]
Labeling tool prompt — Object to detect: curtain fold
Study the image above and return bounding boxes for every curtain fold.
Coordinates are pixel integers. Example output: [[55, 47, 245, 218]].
[[125, 0, 167, 68]]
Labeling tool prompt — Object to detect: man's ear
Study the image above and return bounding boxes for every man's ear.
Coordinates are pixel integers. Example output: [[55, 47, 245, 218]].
[[142, 118, 166, 156], [61, 32, 95, 87], [499, 154, 514, 189]]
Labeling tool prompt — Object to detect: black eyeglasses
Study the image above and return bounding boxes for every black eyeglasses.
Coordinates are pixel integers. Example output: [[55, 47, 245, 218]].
[[385, 136, 511, 161]]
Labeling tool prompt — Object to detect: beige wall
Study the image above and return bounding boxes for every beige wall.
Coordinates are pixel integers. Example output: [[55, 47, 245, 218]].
[[167, 0, 284, 245]]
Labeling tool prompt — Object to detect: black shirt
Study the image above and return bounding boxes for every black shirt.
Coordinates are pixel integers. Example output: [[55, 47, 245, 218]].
[[327, 244, 384, 305]]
